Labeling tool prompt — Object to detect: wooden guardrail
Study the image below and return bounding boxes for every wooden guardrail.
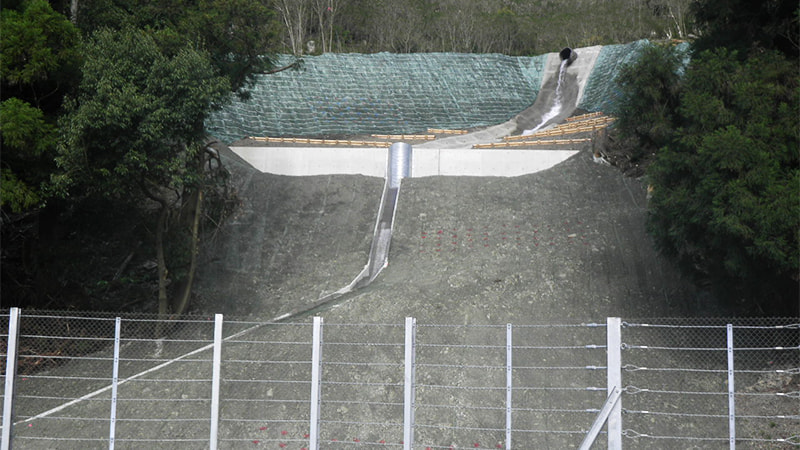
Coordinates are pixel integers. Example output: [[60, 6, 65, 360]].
[[249, 136, 393, 147], [505, 116, 615, 141], [370, 134, 436, 140], [565, 111, 605, 122], [427, 128, 469, 135], [473, 138, 592, 148]]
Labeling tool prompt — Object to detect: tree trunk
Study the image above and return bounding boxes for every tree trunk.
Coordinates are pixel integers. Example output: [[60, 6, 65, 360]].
[[153, 204, 170, 338], [155, 205, 169, 317], [170, 188, 202, 316], [70, 0, 78, 23]]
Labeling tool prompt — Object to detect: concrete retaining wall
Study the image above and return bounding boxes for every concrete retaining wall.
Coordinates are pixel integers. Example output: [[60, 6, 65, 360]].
[[230, 147, 578, 178]]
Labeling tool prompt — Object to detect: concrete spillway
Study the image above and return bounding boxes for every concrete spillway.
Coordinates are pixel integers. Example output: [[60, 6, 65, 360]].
[[515, 46, 600, 135]]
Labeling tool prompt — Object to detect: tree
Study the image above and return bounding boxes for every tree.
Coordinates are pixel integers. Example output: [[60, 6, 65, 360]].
[[646, 49, 799, 314], [691, 0, 799, 58], [310, 0, 347, 52], [55, 28, 230, 317], [274, 0, 311, 55], [613, 43, 687, 161], [72, 0, 278, 95], [180, 0, 280, 96], [0, 98, 57, 211], [1, 0, 80, 213], [0, 0, 80, 110]]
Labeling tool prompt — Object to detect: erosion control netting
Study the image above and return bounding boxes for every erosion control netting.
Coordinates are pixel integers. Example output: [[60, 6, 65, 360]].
[[206, 42, 665, 143], [206, 52, 547, 142], [578, 40, 690, 113]]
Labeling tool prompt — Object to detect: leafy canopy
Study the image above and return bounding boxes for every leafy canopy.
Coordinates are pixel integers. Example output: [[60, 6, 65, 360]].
[[0, 0, 79, 212], [646, 48, 799, 312], [613, 43, 687, 159], [74, 0, 278, 96], [55, 27, 230, 199], [0, 0, 79, 86], [691, 0, 799, 59]]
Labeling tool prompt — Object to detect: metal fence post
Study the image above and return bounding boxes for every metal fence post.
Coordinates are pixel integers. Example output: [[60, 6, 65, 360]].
[[108, 317, 121, 450], [2, 307, 21, 450], [309, 317, 324, 450], [403, 317, 416, 450], [506, 323, 513, 450], [210, 314, 223, 450], [606, 317, 622, 450], [727, 324, 735, 450]]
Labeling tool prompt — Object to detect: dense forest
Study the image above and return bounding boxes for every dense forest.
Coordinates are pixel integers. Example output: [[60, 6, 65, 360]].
[[1, 0, 798, 315], [270, 0, 694, 55]]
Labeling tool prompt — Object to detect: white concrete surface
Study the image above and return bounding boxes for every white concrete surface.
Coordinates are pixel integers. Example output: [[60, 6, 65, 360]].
[[412, 148, 578, 177], [417, 45, 602, 148], [231, 146, 389, 177], [230, 146, 578, 178], [415, 121, 518, 149], [570, 45, 603, 106]]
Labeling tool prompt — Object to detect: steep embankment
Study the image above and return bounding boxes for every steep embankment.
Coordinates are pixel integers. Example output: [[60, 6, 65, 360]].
[[324, 148, 706, 324], [195, 42, 711, 320], [192, 148, 384, 317], [195, 142, 711, 321]]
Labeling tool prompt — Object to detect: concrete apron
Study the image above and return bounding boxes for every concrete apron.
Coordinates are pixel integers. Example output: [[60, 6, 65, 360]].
[[229, 146, 579, 178]]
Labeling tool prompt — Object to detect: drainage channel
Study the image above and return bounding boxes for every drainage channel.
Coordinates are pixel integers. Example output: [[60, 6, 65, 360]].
[[270, 141, 411, 319]]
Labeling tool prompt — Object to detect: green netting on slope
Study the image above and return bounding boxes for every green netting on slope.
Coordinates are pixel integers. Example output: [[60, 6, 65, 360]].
[[578, 40, 691, 114], [577, 40, 651, 114], [206, 52, 548, 143]]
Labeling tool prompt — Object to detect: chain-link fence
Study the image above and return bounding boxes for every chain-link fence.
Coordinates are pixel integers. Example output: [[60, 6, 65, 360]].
[[1, 310, 797, 449], [619, 318, 799, 448]]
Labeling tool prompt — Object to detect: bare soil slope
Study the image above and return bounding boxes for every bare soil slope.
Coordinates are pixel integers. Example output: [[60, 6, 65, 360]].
[[193, 143, 721, 322]]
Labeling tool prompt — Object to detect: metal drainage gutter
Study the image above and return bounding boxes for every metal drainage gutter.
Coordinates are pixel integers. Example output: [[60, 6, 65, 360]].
[[316, 142, 411, 300]]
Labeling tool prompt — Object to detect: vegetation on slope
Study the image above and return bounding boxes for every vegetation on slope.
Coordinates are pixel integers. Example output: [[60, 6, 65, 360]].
[[610, 0, 799, 315]]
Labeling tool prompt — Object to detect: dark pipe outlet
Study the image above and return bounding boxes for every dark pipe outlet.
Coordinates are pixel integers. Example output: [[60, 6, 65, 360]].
[[559, 47, 577, 65]]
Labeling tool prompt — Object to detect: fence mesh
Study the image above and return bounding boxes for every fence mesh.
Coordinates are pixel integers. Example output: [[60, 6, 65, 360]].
[[620, 318, 799, 448], [1, 311, 798, 449]]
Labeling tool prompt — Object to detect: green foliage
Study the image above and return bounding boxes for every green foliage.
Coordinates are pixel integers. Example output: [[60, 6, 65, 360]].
[[0, 97, 58, 212], [647, 49, 799, 312], [0, 97, 55, 156], [0, 0, 80, 111], [55, 27, 230, 199], [0, 0, 80, 87], [0, 1, 78, 213], [74, 0, 278, 95], [613, 43, 687, 160], [691, 0, 799, 58], [181, 0, 279, 95], [1, 168, 41, 212]]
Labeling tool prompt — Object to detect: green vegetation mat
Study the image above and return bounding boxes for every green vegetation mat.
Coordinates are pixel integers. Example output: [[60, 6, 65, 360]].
[[206, 42, 660, 142]]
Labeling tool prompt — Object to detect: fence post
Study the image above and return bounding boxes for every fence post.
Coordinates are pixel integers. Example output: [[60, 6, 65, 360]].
[[403, 317, 416, 450], [309, 317, 324, 450], [210, 314, 223, 450], [2, 307, 21, 450], [505, 323, 513, 450], [606, 317, 622, 450], [727, 324, 735, 450], [108, 317, 121, 450]]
